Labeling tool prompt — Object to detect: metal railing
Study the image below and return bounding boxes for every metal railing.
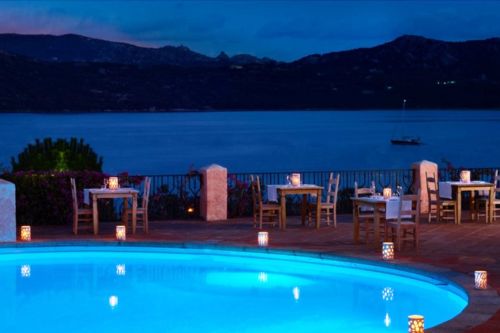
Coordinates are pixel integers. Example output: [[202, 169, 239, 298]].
[[140, 167, 499, 219]]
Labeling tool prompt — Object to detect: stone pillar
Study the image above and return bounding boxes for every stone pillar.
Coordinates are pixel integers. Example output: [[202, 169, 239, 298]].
[[200, 164, 227, 221], [0, 179, 16, 242], [411, 160, 438, 214]]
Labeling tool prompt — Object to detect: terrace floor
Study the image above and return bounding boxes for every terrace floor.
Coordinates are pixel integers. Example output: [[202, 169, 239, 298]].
[[12, 214, 500, 332]]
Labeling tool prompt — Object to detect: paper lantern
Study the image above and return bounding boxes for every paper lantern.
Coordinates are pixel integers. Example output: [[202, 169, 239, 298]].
[[408, 315, 424, 333], [108, 176, 119, 190], [460, 170, 471, 183], [382, 242, 394, 260], [116, 225, 126, 241], [474, 270, 487, 290], [289, 173, 301, 186], [258, 231, 269, 247], [20, 225, 31, 241], [116, 264, 126, 276], [383, 188, 392, 199]]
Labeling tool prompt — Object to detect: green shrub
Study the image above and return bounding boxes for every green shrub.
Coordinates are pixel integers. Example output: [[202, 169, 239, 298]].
[[11, 137, 103, 172]]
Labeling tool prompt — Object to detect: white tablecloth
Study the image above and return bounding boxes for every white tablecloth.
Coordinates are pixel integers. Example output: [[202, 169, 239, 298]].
[[439, 181, 489, 199], [83, 188, 136, 205], [357, 196, 411, 219], [266, 184, 319, 202]]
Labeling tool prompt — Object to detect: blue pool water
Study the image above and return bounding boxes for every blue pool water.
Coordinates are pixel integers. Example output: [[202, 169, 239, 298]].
[[0, 246, 467, 333]]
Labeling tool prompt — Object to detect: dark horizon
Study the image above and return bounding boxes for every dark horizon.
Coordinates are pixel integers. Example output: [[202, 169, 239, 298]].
[[1, 1, 500, 61]]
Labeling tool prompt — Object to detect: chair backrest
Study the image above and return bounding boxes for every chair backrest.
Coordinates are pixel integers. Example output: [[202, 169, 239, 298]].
[[354, 180, 374, 198], [249, 175, 263, 210], [493, 169, 500, 195], [142, 177, 151, 208], [425, 172, 439, 204], [70, 178, 78, 212], [325, 173, 340, 204], [397, 190, 421, 225]]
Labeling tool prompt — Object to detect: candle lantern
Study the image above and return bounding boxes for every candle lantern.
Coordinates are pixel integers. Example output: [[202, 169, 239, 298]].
[[289, 173, 301, 187], [108, 176, 119, 190], [382, 242, 394, 260], [408, 315, 424, 333], [383, 188, 392, 199], [381, 287, 394, 301], [460, 170, 471, 183], [20, 226, 31, 241], [116, 225, 126, 241], [474, 270, 488, 289], [258, 231, 269, 247]]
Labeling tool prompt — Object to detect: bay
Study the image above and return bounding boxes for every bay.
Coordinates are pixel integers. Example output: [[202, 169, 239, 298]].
[[0, 110, 499, 175]]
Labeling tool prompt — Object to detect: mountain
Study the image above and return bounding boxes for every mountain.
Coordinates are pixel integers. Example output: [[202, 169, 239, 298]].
[[0, 34, 500, 111], [0, 33, 273, 66]]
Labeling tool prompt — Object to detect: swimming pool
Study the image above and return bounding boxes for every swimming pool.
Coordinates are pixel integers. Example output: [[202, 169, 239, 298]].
[[0, 245, 467, 333]]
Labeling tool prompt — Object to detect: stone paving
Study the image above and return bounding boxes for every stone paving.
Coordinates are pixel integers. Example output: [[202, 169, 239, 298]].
[[12, 214, 500, 332]]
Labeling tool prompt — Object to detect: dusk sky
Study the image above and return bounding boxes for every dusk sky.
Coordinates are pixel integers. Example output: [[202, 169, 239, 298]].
[[0, 1, 499, 61]]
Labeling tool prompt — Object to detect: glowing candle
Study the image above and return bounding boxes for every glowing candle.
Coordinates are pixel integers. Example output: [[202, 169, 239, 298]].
[[383, 188, 392, 199], [382, 242, 394, 260], [460, 170, 471, 183], [116, 225, 126, 241], [408, 315, 424, 333], [20, 226, 31, 241], [258, 231, 269, 247], [384, 313, 391, 328], [289, 173, 301, 186], [108, 176, 119, 190], [258, 272, 268, 283], [474, 270, 488, 290]]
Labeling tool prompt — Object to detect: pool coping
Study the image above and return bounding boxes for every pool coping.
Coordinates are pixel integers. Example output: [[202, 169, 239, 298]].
[[1, 240, 499, 332]]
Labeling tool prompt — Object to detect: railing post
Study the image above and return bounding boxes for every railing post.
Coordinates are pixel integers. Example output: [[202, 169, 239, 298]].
[[411, 160, 438, 215], [0, 179, 16, 242], [200, 164, 227, 221]]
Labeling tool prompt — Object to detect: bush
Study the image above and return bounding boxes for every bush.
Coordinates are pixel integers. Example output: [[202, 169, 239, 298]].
[[11, 137, 103, 172]]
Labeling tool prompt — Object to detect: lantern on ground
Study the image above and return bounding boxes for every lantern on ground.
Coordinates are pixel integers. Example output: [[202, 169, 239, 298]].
[[116, 225, 126, 241], [382, 242, 394, 260], [474, 270, 487, 290], [20, 226, 31, 241], [108, 176, 119, 190], [408, 315, 424, 333], [258, 231, 269, 247], [116, 264, 126, 276]]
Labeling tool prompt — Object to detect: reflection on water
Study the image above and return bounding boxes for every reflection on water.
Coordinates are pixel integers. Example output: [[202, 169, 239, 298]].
[[1, 110, 499, 174]]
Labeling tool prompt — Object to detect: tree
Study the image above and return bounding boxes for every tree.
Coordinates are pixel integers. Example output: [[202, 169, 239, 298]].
[[11, 137, 103, 171]]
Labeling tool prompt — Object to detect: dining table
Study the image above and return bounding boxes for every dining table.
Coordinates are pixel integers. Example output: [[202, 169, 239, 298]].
[[267, 184, 322, 230], [351, 196, 410, 246], [439, 181, 495, 224], [84, 188, 139, 235]]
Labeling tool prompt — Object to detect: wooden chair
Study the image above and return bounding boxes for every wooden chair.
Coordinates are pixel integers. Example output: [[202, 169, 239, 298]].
[[354, 180, 380, 242], [425, 172, 456, 223], [386, 190, 421, 251], [124, 177, 151, 233], [307, 173, 340, 227], [477, 170, 500, 221], [250, 175, 281, 229], [70, 178, 93, 235]]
